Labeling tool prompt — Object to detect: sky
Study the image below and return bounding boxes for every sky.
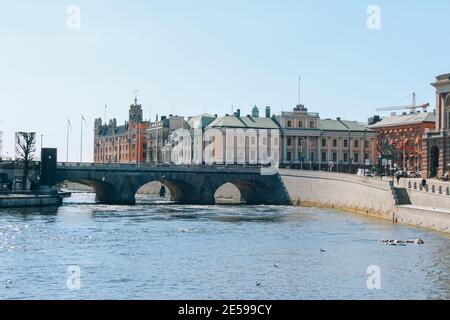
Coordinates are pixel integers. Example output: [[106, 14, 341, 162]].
[[1, 0, 450, 162]]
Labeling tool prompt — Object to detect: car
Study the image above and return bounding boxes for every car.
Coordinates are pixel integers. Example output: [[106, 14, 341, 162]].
[[357, 168, 372, 177]]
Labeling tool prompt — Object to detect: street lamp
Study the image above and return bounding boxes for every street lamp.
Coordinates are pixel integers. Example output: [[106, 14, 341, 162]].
[[363, 129, 367, 176]]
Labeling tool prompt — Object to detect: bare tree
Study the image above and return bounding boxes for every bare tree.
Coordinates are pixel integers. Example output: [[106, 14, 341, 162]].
[[15, 132, 36, 190]]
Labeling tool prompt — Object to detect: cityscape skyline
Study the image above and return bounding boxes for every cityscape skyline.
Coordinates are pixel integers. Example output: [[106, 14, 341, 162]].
[[1, 1, 450, 161]]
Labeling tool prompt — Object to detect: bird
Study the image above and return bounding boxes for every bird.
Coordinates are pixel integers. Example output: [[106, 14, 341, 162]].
[[273, 264, 279, 268], [320, 249, 326, 253], [256, 281, 261, 287]]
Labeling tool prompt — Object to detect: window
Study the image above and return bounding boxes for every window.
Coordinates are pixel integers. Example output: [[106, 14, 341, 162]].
[[310, 152, 315, 161], [333, 139, 337, 147], [343, 152, 348, 162], [344, 140, 348, 148], [354, 153, 359, 163], [298, 152, 303, 161], [322, 139, 327, 147], [309, 121, 315, 128], [354, 140, 359, 148], [274, 137, 279, 146], [287, 152, 292, 161], [287, 137, 292, 146], [332, 152, 337, 162], [365, 153, 369, 161], [321, 152, 327, 161], [365, 140, 369, 148], [298, 121, 303, 128], [298, 138, 302, 146], [287, 120, 292, 128]]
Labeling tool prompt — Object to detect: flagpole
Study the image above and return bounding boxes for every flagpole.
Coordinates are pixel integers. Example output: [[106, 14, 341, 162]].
[[66, 119, 70, 162], [80, 115, 83, 163]]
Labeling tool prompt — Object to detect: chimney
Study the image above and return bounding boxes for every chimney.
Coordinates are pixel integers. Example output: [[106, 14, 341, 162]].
[[235, 109, 241, 117], [337, 117, 341, 121], [265, 106, 271, 118]]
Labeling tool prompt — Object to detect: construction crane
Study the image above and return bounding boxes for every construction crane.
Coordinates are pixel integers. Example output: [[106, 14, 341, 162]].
[[375, 92, 430, 113]]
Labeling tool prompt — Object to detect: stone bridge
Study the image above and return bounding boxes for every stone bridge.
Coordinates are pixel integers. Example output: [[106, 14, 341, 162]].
[[55, 163, 291, 205]]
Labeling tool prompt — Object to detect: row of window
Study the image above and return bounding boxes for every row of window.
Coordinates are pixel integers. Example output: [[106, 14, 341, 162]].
[[286, 151, 370, 163], [286, 120, 316, 129], [286, 137, 370, 148]]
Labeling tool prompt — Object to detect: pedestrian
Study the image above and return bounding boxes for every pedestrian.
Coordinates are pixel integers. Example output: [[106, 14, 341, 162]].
[[396, 173, 401, 185], [421, 178, 427, 188]]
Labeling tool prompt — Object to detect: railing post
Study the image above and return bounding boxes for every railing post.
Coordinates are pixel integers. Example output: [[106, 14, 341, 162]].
[[438, 186, 443, 195], [431, 185, 435, 193], [447, 187, 450, 196], [413, 182, 417, 189]]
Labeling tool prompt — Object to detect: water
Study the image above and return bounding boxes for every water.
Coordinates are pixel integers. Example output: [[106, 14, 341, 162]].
[[0, 193, 449, 300]]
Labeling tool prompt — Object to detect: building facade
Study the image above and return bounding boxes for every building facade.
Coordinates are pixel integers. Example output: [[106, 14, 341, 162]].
[[204, 107, 280, 165], [94, 97, 148, 163], [145, 115, 188, 164], [369, 111, 435, 173], [423, 73, 450, 178], [276, 104, 378, 173]]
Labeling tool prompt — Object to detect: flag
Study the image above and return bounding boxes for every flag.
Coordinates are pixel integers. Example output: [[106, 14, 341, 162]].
[[81, 115, 87, 126], [68, 118, 72, 131]]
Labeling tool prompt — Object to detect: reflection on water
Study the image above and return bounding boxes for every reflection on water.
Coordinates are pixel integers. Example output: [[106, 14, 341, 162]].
[[0, 193, 449, 300]]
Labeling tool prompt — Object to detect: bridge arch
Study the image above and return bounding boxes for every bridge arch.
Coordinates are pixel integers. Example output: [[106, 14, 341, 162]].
[[132, 176, 207, 205], [213, 180, 277, 205], [59, 178, 120, 204]]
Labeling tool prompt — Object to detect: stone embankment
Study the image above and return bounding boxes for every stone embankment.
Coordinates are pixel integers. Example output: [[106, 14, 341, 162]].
[[279, 169, 450, 234]]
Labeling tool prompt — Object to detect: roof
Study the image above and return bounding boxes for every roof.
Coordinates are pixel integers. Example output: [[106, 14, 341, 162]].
[[96, 125, 128, 137], [207, 115, 279, 129], [319, 119, 373, 132], [188, 114, 216, 129], [368, 112, 436, 129]]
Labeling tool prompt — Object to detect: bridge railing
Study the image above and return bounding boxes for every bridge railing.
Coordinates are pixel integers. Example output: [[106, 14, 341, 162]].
[[57, 162, 268, 172]]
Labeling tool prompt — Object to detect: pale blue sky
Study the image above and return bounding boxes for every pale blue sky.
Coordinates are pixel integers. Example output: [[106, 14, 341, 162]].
[[1, 0, 449, 162]]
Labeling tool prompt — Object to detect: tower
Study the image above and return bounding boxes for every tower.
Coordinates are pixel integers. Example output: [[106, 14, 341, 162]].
[[129, 95, 143, 123], [252, 105, 260, 118]]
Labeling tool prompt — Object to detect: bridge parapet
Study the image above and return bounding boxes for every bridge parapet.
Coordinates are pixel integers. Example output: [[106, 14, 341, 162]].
[[56, 162, 290, 205]]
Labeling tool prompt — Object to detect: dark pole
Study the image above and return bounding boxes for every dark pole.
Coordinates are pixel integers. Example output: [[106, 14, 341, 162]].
[[364, 129, 367, 175], [348, 130, 351, 174]]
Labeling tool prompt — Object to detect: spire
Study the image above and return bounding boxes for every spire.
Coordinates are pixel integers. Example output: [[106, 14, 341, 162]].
[[134, 89, 139, 106]]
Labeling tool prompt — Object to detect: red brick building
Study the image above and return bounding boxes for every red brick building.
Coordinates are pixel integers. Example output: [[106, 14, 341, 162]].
[[369, 111, 435, 173], [94, 97, 148, 163]]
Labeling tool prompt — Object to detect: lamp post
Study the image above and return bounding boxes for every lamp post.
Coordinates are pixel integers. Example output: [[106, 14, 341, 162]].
[[363, 129, 367, 175]]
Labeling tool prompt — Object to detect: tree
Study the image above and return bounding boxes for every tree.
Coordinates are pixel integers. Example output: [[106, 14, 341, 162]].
[[15, 132, 36, 190]]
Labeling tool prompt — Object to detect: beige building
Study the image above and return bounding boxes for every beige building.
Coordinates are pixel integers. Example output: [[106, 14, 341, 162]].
[[145, 115, 188, 164], [203, 107, 280, 165], [276, 104, 377, 173]]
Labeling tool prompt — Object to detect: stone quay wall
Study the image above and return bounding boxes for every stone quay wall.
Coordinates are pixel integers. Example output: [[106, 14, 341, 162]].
[[279, 169, 450, 233], [279, 169, 397, 220]]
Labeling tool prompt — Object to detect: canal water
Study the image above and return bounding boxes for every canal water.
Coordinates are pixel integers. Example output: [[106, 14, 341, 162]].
[[0, 193, 449, 300]]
